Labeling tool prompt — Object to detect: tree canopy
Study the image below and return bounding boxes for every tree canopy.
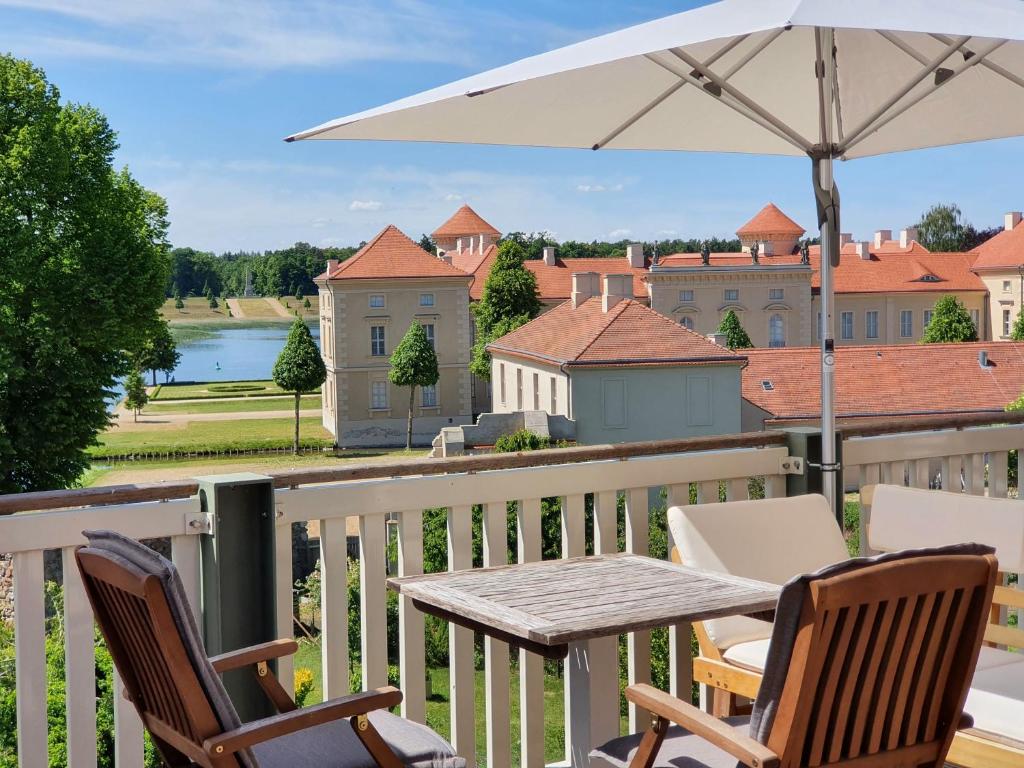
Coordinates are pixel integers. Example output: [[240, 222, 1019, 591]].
[[0, 55, 170, 493], [389, 323, 440, 450], [1011, 310, 1024, 341], [716, 310, 754, 350], [915, 203, 1000, 252], [921, 295, 979, 343], [132, 321, 180, 386], [272, 319, 326, 453]]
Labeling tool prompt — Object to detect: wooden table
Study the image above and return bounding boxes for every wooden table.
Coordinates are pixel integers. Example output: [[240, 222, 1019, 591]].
[[387, 553, 780, 768]]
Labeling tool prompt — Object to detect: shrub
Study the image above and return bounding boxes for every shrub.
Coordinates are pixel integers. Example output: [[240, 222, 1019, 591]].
[[207, 383, 266, 393], [493, 429, 550, 453], [294, 668, 315, 708]]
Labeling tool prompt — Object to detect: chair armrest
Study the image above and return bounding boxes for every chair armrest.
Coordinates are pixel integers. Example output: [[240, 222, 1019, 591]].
[[210, 639, 298, 673], [203, 686, 403, 756], [626, 684, 779, 768]]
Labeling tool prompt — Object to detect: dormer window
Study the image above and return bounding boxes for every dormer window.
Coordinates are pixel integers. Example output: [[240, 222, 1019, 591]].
[[761, 380, 774, 392], [916, 274, 941, 283]]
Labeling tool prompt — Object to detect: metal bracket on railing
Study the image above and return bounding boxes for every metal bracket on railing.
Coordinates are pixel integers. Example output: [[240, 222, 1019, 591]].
[[780, 456, 805, 475], [185, 511, 213, 535]]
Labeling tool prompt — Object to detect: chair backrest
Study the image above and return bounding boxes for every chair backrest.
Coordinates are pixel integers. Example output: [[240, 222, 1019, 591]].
[[75, 530, 249, 768], [751, 545, 997, 768], [668, 494, 850, 650]]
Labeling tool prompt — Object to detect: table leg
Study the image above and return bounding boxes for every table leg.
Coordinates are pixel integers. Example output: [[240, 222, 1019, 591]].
[[565, 637, 620, 768]]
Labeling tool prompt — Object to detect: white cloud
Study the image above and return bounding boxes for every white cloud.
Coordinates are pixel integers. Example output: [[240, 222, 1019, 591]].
[[608, 228, 632, 239], [444, 193, 463, 202], [576, 183, 624, 193], [656, 229, 678, 236], [349, 200, 383, 212]]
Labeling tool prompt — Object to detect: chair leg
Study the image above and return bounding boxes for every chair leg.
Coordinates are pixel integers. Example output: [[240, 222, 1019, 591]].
[[351, 714, 405, 768], [711, 689, 738, 718], [628, 716, 670, 768]]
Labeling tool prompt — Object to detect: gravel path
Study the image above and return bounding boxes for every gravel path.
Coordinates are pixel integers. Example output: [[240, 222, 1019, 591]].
[[110, 404, 321, 431], [226, 297, 244, 318], [265, 297, 292, 318]]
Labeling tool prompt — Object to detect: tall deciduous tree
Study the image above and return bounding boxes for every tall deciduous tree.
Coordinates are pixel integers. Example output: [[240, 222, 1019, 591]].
[[921, 295, 979, 343], [123, 369, 148, 422], [272, 320, 326, 454], [716, 310, 754, 349], [914, 203, 998, 252], [389, 323, 439, 450], [133, 321, 181, 386], [0, 55, 170, 493], [470, 241, 541, 380]]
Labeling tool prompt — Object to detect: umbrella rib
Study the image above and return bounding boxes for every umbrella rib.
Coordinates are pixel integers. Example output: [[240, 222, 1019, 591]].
[[929, 33, 1024, 94], [592, 35, 748, 151], [642, 54, 808, 152], [841, 37, 1008, 155], [838, 35, 971, 152], [668, 46, 813, 152]]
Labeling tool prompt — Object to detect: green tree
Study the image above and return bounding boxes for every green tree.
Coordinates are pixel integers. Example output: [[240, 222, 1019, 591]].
[[272, 320, 327, 454], [389, 323, 439, 450], [124, 369, 148, 422], [173, 293, 184, 310], [418, 234, 436, 254], [133, 321, 180, 385], [921, 295, 979, 343], [208, 294, 218, 309], [0, 55, 170, 493], [304, 297, 311, 310], [912, 203, 1000, 252], [716, 310, 754, 349], [1011, 310, 1024, 341], [470, 241, 542, 380]]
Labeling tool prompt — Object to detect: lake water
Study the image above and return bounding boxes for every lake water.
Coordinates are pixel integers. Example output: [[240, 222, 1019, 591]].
[[170, 324, 321, 383]]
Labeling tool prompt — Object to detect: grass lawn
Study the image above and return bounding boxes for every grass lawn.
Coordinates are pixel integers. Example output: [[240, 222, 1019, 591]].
[[160, 297, 232, 321], [280, 295, 319, 318], [143, 394, 321, 415], [236, 298, 285, 319], [151, 379, 320, 400], [91, 417, 333, 457], [292, 641, 602, 766]]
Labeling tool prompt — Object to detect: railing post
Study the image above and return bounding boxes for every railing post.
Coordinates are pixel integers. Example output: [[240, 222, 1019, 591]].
[[196, 473, 278, 722], [782, 427, 844, 525]]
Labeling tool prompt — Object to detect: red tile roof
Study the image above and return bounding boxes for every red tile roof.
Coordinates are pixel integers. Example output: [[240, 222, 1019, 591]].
[[488, 298, 742, 368], [432, 205, 501, 238], [450, 243, 496, 276], [971, 221, 1024, 270], [321, 225, 471, 281], [736, 203, 806, 237], [742, 343, 1024, 422], [526, 258, 648, 303]]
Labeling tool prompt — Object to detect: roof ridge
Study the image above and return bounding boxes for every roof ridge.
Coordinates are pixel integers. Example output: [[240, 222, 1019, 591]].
[[333, 225, 393, 275], [569, 298, 630, 361]]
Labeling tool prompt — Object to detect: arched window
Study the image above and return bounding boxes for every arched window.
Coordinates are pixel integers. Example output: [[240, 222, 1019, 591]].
[[769, 313, 785, 348], [679, 315, 694, 330]]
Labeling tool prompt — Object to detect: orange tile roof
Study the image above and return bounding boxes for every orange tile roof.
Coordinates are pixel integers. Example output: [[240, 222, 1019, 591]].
[[432, 205, 501, 238], [736, 203, 806, 237], [488, 298, 742, 368], [742, 343, 1024, 421], [322, 225, 471, 281], [525, 258, 648, 303], [972, 220, 1024, 270], [450, 243, 496, 276]]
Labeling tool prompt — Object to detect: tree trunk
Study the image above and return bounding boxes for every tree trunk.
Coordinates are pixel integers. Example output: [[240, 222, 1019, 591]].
[[133, 407, 138, 423], [407, 387, 415, 451], [151, 369, 157, 387], [293, 391, 300, 455]]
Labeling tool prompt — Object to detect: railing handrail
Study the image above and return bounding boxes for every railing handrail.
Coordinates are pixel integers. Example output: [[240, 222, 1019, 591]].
[[769, 409, 1024, 438]]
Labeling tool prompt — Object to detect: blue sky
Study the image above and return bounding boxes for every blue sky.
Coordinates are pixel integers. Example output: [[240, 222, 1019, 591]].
[[5, 0, 1024, 252]]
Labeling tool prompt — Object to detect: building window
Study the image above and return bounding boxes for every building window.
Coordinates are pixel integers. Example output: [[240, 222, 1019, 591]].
[[971, 309, 980, 331], [1004, 309, 1012, 337], [370, 325, 386, 356], [419, 293, 435, 307], [724, 288, 739, 302], [866, 310, 879, 340], [1004, 281, 1012, 293], [532, 373, 540, 410], [679, 289, 694, 302], [550, 377, 558, 414], [900, 310, 913, 338], [923, 309, 934, 329], [369, 294, 385, 309], [499, 364, 506, 404], [516, 368, 523, 410], [841, 311, 854, 340], [371, 381, 388, 410], [680, 316, 694, 330], [422, 323, 435, 349], [768, 314, 785, 348], [421, 384, 437, 408], [769, 288, 784, 301]]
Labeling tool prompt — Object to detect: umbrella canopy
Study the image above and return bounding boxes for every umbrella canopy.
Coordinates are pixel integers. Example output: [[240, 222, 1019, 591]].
[[288, 0, 1024, 507]]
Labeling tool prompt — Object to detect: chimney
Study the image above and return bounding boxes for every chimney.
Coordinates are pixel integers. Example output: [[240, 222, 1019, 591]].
[[542, 246, 557, 266], [900, 227, 918, 248], [326, 258, 339, 276], [854, 241, 871, 260], [979, 350, 990, 368], [707, 332, 729, 347], [839, 233, 853, 247], [874, 229, 892, 249], [1006, 212, 1022, 232], [571, 272, 600, 308], [626, 243, 645, 269], [602, 274, 633, 312]]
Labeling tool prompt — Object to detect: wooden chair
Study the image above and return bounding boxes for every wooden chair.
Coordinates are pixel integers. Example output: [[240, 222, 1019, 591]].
[[75, 530, 463, 768], [591, 544, 998, 768]]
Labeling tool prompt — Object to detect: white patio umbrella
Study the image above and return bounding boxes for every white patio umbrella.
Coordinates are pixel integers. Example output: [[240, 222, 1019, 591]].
[[287, 0, 1024, 507]]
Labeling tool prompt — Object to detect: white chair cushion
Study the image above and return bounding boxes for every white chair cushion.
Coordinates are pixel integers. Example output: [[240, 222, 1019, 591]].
[[868, 485, 1024, 572], [965, 658, 1024, 744], [668, 494, 849, 649], [721, 638, 770, 673]]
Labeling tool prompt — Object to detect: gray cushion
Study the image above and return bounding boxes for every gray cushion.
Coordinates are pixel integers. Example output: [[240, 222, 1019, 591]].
[[82, 530, 255, 766], [252, 709, 465, 768], [591, 716, 751, 768]]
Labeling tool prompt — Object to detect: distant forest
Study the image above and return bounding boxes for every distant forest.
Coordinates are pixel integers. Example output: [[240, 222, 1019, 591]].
[[167, 231, 748, 298]]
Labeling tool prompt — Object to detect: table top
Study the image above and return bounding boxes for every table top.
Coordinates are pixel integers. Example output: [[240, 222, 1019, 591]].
[[387, 553, 780, 658]]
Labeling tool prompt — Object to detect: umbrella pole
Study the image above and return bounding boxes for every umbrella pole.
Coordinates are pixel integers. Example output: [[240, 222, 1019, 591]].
[[815, 155, 839, 512]]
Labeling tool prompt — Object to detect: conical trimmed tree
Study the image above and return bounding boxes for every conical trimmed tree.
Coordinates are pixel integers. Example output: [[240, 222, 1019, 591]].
[[272, 319, 326, 453], [389, 323, 439, 450], [921, 295, 978, 343], [717, 309, 753, 349]]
